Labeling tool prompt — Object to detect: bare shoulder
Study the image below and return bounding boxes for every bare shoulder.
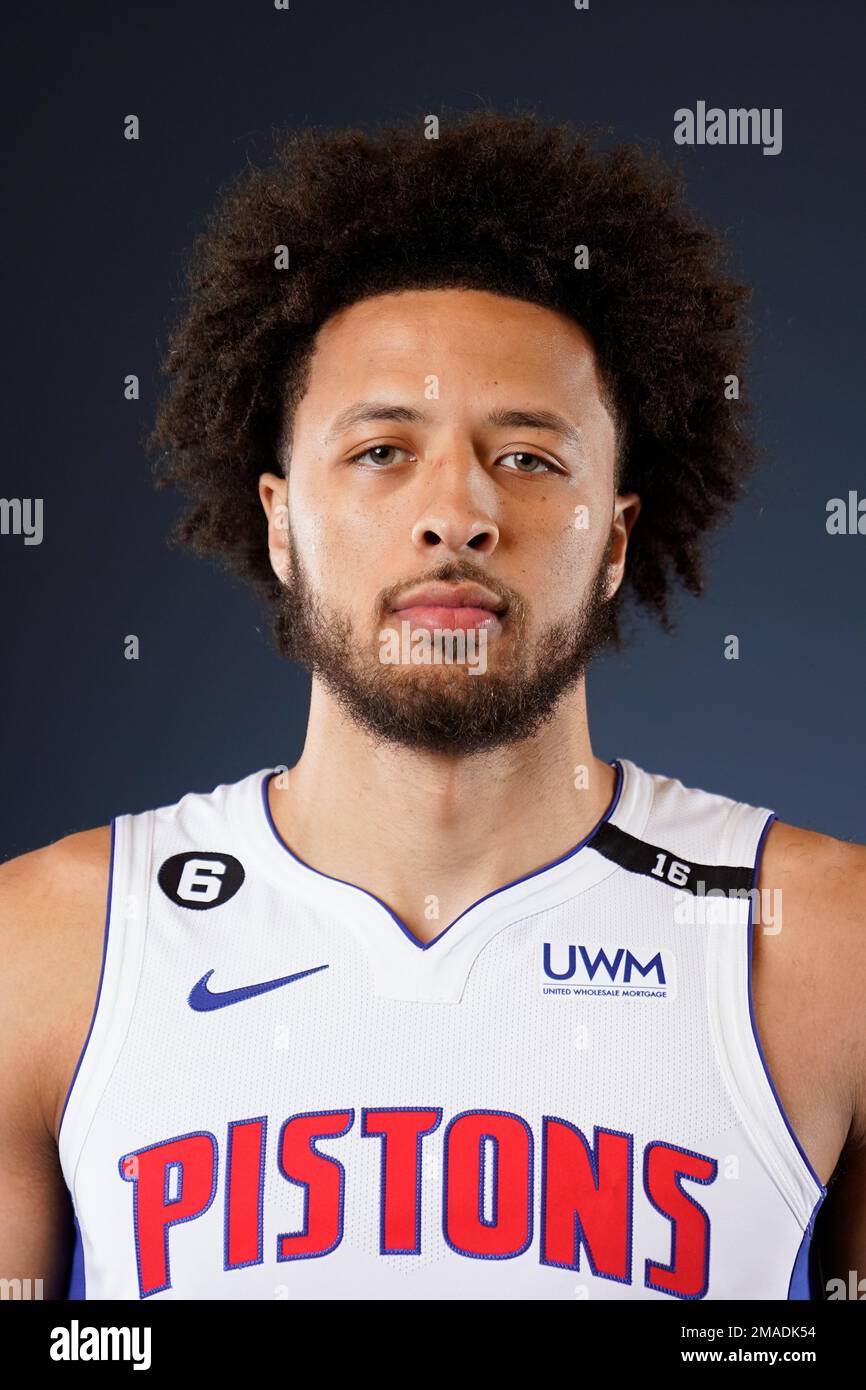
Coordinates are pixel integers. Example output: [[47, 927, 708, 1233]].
[[760, 818, 866, 967], [0, 824, 112, 897], [757, 817, 866, 1142], [760, 817, 866, 898], [0, 826, 112, 1143]]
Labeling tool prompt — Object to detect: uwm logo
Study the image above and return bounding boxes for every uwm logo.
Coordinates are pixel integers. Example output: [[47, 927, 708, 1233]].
[[543, 943, 676, 1000]]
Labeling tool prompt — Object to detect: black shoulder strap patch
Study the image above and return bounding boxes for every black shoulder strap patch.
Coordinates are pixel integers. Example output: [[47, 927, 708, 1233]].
[[587, 821, 754, 896]]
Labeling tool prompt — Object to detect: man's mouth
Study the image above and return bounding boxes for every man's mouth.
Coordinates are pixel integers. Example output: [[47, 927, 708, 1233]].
[[387, 582, 507, 632]]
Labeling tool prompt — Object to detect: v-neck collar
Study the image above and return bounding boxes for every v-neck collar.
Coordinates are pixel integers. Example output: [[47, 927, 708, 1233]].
[[238, 757, 654, 1002]]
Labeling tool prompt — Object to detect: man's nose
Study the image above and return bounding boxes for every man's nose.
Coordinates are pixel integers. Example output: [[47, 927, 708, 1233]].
[[409, 460, 500, 557]]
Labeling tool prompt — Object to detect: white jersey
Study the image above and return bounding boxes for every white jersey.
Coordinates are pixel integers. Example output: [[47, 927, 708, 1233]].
[[58, 758, 827, 1301]]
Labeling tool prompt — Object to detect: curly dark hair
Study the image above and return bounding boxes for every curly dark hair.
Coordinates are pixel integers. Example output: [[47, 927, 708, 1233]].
[[146, 106, 756, 645]]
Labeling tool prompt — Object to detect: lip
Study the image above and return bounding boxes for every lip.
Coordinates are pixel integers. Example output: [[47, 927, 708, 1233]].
[[389, 606, 502, 632], [388, 582, 507, 615]]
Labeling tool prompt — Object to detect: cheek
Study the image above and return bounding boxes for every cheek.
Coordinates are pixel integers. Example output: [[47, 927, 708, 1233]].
[[289, 470, 337, 583], [289, 484, 382, 606], [565, 485, 612, 564], [289, 505, 328, 585], [528, 497, 608, 608]]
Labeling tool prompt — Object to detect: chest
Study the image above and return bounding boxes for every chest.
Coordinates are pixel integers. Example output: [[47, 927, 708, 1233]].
[[55, 874, 851, 1195]]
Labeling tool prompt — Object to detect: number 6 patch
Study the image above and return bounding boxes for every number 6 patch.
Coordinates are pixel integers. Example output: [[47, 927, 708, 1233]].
[[157, 852, 246, 909]]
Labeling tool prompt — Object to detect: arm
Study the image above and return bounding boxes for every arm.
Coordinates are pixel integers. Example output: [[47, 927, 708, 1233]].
[[810, 836, 866, 1293], [0, 830, 110, 1299]]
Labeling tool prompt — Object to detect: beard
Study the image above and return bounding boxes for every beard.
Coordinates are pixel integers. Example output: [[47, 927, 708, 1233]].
[[273, 530, 619, 756]]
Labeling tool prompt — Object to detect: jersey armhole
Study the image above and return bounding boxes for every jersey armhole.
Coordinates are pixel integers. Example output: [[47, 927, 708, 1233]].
[[707, 800, 827, 1233], [57, 810, 153, 1207]]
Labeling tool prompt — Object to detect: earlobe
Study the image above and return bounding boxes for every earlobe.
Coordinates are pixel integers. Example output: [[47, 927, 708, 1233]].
[[266, 542, 289, 585]]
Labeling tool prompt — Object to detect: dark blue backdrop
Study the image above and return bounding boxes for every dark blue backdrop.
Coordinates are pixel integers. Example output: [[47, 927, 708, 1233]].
[[2, 0, 863, 856]]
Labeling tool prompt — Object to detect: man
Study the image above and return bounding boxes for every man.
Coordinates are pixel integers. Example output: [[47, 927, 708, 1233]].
[[1, 110, 863, 1301]]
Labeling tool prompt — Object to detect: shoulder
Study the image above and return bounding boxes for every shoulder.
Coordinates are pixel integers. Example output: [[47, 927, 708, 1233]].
[[758, 818, 866, 1142], [760, 816, 866, 887], [0, 824, 112, 893], [0, 826, 112, 1142], [759, 818, 866, 962], [0, 826, 113, 965]]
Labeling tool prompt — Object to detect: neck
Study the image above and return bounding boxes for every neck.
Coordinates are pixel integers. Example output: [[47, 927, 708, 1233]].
[[268, 680, 617, 943]]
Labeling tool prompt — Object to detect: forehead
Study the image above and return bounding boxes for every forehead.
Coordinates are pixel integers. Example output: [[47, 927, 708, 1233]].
[[299, 288, 604, 407]]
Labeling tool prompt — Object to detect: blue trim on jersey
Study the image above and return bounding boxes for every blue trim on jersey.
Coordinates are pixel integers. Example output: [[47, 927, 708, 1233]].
[[746, 810, 828, 1199], [748, 809, 828, 1301], [260, 759, 625, 951], [787, 1196, 826, 1299], [66, 1213, 86, 1298]]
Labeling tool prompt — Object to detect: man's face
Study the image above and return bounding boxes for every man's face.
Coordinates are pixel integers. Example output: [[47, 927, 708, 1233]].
[[260, 288, 640, 754]]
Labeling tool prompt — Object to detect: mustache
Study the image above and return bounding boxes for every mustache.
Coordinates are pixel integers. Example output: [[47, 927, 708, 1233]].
[[377, 560, 521, 620]]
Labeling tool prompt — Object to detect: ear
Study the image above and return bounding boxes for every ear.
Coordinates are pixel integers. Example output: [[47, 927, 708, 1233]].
[[605, 491, 641, 598], [258, 473, 290, 582]]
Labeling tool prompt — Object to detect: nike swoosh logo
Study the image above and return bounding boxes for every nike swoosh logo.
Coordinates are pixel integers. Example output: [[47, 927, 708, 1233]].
[[188, 964, 330, 1012]]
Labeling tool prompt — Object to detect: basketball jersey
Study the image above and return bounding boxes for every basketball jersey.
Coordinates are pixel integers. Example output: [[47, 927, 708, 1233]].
[[58, 758, 827, 1301]]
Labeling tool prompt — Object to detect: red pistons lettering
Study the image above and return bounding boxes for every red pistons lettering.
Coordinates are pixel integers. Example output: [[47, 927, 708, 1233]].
[[118, 1109, 717, 1299]]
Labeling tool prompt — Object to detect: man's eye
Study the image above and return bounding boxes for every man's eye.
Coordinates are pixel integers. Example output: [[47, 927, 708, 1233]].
[[497, 451, 558, 475], [348, 445, 413, 467]]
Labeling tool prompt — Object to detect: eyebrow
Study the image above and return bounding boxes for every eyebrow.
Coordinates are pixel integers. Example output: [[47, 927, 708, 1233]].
[[325, 401, 584, 452]]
